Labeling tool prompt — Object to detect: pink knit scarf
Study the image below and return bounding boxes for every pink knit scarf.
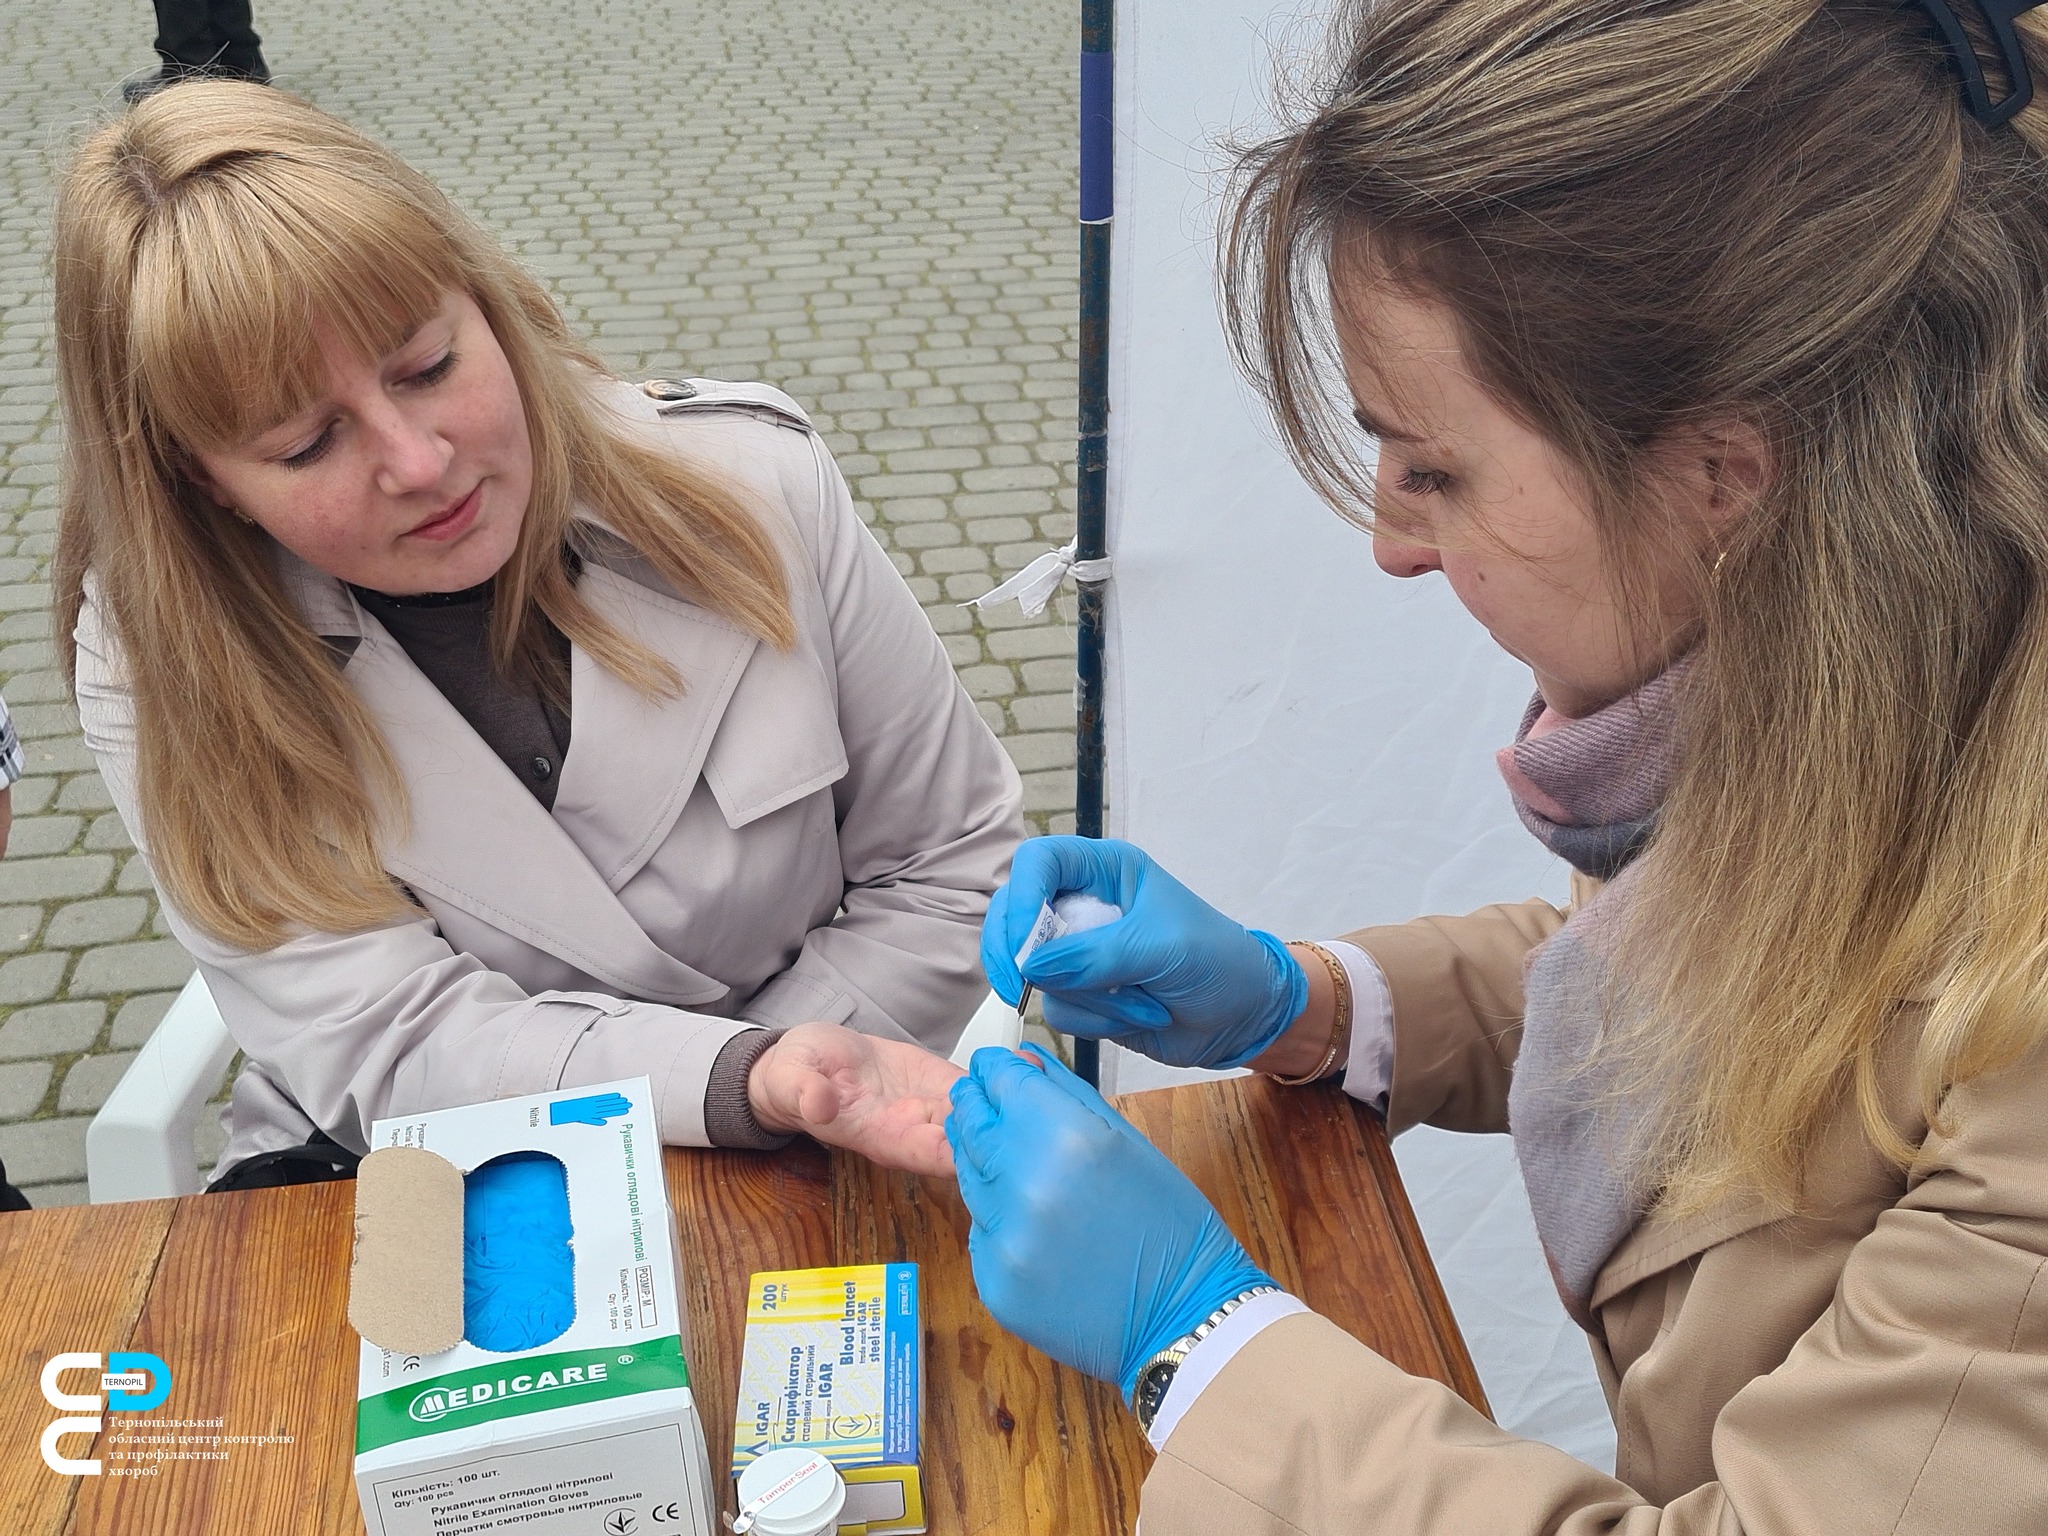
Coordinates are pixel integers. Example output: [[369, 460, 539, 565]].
[[1500, 657, 1694, 1325]]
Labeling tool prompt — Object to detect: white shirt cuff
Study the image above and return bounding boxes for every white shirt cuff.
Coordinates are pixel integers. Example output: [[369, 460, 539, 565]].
[[1144, 1289, 1312, 1451], [1320, 939, 1393, 1114]]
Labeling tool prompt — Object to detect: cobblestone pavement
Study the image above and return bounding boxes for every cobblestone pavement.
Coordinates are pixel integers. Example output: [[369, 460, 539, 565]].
[[0, 0, 1079, 1205]]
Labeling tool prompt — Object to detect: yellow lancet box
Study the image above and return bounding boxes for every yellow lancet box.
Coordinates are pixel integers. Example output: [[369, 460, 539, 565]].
[[733, 1264, 925, 1535]]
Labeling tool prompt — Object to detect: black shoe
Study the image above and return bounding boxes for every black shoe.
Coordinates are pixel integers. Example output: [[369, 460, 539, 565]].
[[122, 65, 195, 104], [121, 61, 270, 106]]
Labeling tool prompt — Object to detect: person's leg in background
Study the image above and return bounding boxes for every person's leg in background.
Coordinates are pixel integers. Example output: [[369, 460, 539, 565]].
[[0, 1159, 29, 1213], [151, 0, 226, 77], [127, 0, 270, 102], [199, 0, 269, 82]]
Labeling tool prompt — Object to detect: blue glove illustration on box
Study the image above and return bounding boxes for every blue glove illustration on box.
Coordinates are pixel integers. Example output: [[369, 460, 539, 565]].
[[946, 1044, 1274, 1400], [982, 836, 1307, 1068], [549, 1090, 632, 1127]]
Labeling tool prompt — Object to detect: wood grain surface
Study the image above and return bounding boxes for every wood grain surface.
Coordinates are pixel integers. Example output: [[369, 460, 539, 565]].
[[0, 1075, 1481, 1535], [0, 1198, 175, 1536], [671, 1076, 1487, 1533], [66, 1183, 365, 1535]]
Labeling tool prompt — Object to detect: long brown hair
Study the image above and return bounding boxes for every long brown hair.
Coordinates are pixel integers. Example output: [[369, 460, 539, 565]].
[[55, 83, 795, 951], [1224, 0, 2048, 1213]]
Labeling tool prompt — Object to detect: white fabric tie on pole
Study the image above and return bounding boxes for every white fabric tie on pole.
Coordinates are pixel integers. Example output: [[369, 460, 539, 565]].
[[960, 539, 1112, 618]]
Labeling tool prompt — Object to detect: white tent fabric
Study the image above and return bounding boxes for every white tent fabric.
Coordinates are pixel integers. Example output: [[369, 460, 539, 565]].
[[1096, 0, 1617, 1468]]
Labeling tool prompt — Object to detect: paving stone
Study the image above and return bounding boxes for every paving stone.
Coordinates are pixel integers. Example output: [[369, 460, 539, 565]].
[[0, 1059, 51, 1119], [44, 895, 148, 948], [83, 812, 133, 851], [14, 1179, 88, 1209], [0, 950, 66, 1005], [111, 991, 179, 1049], [1001, 732, 1078, 772], [9, 776, 55, 815], [0, 1001, 104, 1059], [0, 853, 112, 904], [1010, 693, 1076, 732], [54, 772, 113, 812], [1021, 768, 1076, 814], [195, 1106, 230, 1173], [957, 664, 1018, 700], [58, 1051, 137, 1114], [0, 905, 41, 953], [6, 814, 79, 857], [0, 1115, 88, 1185], [68, 939, 195, 997]]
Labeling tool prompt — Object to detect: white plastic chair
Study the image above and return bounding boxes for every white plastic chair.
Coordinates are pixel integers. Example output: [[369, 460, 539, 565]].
[[86, 971, 237, 1203], [84, 979, 1021, 1203]]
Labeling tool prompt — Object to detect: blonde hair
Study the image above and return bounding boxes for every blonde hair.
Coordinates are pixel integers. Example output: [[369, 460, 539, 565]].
[[54, 83, 795, 951], [1225, 0, 2048, 1212]]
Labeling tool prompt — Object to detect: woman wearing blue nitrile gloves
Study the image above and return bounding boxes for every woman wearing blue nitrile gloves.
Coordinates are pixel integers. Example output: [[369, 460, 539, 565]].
[[946, 0, 2048, 1530]]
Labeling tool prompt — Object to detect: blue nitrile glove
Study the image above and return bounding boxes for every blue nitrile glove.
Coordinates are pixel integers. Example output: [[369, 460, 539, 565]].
[[981, 836, 1308, 1068], [464, 1151, 576, 1352], [946, 1045, 1275, 1402]]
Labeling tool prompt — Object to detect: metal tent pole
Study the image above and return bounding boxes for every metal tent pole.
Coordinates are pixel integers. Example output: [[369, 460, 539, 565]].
[[1072, 0, 1113, 1087]]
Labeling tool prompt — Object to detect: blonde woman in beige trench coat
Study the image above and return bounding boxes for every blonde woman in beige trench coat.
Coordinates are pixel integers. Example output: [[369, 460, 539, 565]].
[[53, 87, 1021, 1185], [941, 0, 2048, 1530]]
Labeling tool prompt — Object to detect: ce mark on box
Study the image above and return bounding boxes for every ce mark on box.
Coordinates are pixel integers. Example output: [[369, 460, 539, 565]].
[[603, 1502, 694, 1533]]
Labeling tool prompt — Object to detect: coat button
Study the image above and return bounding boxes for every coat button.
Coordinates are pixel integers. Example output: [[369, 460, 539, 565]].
[[530, 755, 554, 780], [641, 378, 697, 401]]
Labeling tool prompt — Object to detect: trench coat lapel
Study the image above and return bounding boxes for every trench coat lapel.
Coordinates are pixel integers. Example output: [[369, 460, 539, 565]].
[[340, 599, 731, 1009], [1584, 994, 1929, 1312], [1588, 1193, 1781, 1312], [547, 562, 761, 889]]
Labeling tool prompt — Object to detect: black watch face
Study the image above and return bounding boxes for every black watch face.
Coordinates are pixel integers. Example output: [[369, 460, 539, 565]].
[[1135, 1359, 1178, 1428]]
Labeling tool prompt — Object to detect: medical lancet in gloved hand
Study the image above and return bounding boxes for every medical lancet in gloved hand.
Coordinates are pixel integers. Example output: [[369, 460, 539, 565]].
[[1012, 889, 1124, 1018]]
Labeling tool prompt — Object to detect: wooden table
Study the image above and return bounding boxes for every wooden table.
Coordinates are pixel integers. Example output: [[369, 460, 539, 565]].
[[1, 1077, 1485, 1534]]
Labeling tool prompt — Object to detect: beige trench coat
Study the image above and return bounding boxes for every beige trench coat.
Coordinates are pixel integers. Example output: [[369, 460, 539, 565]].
[[73, 378, 1024, 1172], [1143, 871, 2048, 1533]]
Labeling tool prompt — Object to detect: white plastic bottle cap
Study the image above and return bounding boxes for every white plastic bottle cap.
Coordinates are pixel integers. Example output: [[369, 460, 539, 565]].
[[732, 1448, 846, 1536]]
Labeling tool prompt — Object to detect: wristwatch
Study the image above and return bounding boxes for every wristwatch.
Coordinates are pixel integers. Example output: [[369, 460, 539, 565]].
[[1131, 1286, 1278, 1434]]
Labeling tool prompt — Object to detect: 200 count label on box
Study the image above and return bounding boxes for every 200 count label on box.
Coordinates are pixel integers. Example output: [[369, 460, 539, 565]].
[[734, 1264, 926, 1535]]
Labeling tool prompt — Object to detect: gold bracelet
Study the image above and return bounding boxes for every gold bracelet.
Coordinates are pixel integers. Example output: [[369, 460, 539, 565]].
[[1265, 940, 1353, 1086]]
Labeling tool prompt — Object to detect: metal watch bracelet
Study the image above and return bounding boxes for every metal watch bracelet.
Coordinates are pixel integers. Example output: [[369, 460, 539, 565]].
[[1131, 1285, 1280, 1434]]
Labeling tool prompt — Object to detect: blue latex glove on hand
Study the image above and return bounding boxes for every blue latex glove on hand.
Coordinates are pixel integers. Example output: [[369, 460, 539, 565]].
[[981, 836, 1308, 1069], [946, 1044, 1275, 1402]]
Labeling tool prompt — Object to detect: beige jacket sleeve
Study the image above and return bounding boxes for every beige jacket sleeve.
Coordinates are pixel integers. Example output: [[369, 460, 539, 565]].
[[1142, 1042, 2048, 1534], [1341, 897, 1568, 1135], [719, 423, 1023, 1048]]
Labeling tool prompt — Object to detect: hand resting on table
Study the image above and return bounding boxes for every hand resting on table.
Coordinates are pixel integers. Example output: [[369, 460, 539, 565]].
[[746, 1021, 964, 1178]]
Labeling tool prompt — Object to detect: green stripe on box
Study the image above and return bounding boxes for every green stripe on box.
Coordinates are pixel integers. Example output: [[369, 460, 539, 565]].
[[357, 1334, 689, 1453]]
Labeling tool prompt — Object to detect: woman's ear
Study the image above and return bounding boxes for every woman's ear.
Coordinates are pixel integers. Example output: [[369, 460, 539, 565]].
[[175, 451, 235, 512], [1700, 416, 1769, 527], [1656, 415, 1770, 541]]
